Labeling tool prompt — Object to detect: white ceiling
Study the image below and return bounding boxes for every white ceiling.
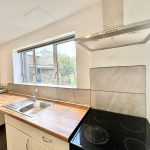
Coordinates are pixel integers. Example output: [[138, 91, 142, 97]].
[[0, 0, 99, 45]]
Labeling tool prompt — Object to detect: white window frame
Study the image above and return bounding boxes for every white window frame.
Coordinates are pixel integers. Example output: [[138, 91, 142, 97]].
[[18, 35, 76, 86]]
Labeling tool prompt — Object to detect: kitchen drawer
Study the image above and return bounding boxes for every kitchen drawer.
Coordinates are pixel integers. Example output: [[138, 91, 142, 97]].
[[30, 124, 69, 150], [32, 138, 54, 150]]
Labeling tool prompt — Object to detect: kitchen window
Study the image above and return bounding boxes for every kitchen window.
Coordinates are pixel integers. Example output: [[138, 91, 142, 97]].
[[18, 35, 76, 86]]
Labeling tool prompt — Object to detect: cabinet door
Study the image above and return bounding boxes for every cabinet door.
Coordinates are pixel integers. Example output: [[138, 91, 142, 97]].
[[32, 138, 54, 150], [6, 123, 31, 150]]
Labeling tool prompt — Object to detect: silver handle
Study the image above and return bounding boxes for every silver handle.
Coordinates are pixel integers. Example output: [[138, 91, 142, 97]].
[[55, 71, 57, 79], [50, 71, 57, 80], [42, 136, 52, 143], [26, 139, 29, 150]]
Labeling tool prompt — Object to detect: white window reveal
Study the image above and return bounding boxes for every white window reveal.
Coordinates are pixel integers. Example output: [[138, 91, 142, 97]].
[[14, 35, 76, 86]]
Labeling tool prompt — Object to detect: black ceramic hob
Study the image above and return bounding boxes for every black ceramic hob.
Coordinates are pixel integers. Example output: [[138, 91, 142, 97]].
[[70, 109, 150, 150]]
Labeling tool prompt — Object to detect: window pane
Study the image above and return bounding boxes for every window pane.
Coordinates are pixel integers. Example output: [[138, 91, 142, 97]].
[[57, 41, 76, 85], [35, 45, 55, 84], [22, 51, 34, 83]]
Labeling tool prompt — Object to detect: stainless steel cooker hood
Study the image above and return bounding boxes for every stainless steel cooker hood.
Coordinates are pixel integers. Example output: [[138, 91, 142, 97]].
[[76, 19, 150, 51], [76, 0, 150, 51]]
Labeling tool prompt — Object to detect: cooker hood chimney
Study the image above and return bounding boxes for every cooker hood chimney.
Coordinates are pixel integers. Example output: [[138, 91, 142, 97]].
[[76, 0, 150, 51], [103, 0, 123, 30]]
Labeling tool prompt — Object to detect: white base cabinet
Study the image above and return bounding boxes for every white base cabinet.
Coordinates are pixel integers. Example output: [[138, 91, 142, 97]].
[[5, 115, 69, 150], [6, 124, 31, 150]]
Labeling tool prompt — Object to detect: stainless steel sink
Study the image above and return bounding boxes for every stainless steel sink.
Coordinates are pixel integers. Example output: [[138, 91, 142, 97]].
[[19, 101, 50, 117], [5, 99, 51, 117]]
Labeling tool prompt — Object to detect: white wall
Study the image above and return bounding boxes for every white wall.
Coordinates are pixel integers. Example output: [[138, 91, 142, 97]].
[[123, 0, 150, 24], [91, 42, 150, 122], [0, 3, 103, 89]]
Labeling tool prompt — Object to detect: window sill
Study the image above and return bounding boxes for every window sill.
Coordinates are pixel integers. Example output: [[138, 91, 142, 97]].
[[14, 82, 77, 89]]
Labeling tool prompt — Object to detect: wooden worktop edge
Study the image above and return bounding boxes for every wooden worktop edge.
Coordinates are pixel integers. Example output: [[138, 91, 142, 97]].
[[0, 93, 90, 142], [1, 107, 73, 142]]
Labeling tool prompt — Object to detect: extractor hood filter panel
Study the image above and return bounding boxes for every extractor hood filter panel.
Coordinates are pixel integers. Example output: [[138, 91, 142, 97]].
[[78, 28, 150, 51], [76, 20, 150, 51]]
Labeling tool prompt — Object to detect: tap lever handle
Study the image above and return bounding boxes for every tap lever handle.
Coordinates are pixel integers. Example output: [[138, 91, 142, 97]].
[[35, 88, 38, 94]]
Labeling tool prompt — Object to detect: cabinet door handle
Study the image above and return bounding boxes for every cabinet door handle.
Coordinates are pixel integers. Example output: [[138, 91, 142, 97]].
[[26, 139, 30, 150], [42, 136, 52, 143]]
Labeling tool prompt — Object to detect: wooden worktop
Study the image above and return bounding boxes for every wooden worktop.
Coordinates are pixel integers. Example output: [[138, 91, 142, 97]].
[[0, 93, 89, 142], [0, 93, 27, 106]]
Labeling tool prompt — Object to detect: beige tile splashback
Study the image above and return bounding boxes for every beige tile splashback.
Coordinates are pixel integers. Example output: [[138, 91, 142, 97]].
[[91, 90, 146, 117], [7, 83, 91, 106], [36, 86, 57, 100], [90, 66, 146, 94], [8, 83, 34, 95], [57, 88, 75, 103], [75, 89, 91, 105]]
